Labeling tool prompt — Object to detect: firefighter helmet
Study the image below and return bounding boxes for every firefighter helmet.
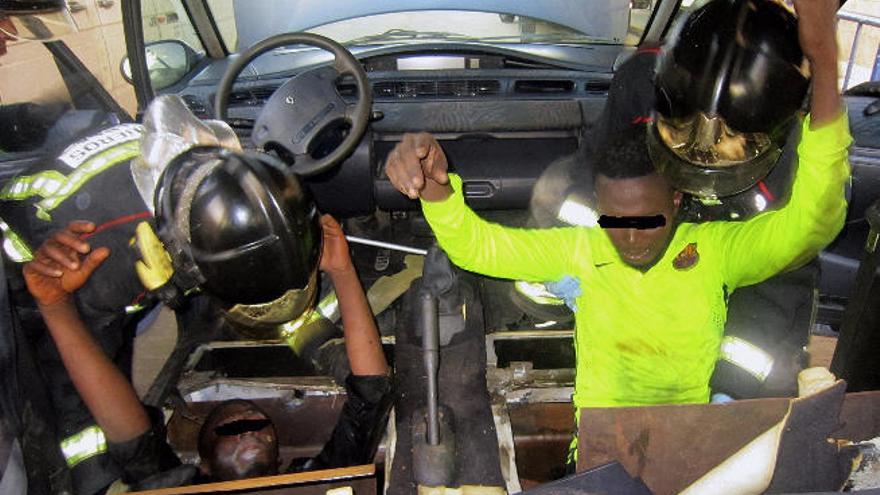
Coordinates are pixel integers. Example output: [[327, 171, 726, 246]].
[[648, 0, 809, 198], [154, 146, 322, 331]]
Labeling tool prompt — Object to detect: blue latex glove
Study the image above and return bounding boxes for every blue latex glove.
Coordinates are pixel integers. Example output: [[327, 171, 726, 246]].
[[545, 275, 581, 312]]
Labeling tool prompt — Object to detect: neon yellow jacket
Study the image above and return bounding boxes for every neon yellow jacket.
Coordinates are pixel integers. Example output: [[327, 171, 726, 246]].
[[421, 113, 851, 412]]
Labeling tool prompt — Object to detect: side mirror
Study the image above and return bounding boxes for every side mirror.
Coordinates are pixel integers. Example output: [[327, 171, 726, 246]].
[[121, 40, 199, 91]]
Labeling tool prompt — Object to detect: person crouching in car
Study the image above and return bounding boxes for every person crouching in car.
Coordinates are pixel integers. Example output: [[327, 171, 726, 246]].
[[23, 193, 392, 488]]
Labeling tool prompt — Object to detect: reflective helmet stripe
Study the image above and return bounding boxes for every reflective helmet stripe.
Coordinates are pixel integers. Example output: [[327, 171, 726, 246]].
[[59, 425, 107, 467], [316, 292, 339, 320], [0, 219, 32, 262], [719, 336, 774, 381]]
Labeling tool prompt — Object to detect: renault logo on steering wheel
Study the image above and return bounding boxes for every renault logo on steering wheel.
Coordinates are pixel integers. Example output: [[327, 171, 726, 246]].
[[285, 95, 296, 105]]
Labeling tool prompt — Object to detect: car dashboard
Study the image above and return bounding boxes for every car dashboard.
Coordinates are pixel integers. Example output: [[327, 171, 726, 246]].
[[171, 47, 614, 219]]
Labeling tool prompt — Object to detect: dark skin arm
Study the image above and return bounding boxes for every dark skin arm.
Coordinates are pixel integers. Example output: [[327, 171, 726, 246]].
[[385, 132, 453, 203], [25, 215, 388, 448], [794, 0, 842, 128], [23, 221, 151, 444], [319, 214, 388, 376]]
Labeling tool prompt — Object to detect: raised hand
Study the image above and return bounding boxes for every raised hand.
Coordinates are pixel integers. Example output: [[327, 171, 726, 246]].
[[319, 214, 354, 275], [23, 221, 110, 306], [384, 132, 451, 201], [792, 0, 842, 126]]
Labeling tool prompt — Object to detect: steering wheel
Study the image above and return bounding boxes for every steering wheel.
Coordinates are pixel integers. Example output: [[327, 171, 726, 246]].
[[215, 33, 372, 176]]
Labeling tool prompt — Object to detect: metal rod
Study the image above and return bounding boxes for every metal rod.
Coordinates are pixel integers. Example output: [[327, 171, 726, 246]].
[[420, 292, 440, 445], [843, 21, 863, 90], [345, 235, 428, 255]]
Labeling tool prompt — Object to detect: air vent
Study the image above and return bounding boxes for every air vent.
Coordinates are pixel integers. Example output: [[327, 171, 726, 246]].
[[227, 85, 279, 104], [336, 82, 357, 97], [373, 79, 500, 98], [181, 95, 209, 117], [514, 80, 574, 94], [584, 80, 610, 94]]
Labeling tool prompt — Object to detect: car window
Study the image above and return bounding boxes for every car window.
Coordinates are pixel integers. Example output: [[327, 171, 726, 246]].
[[206, 1, 654, 53], [837, 1, 879, 90], [141, 0, 205, 54], [0, 1, 135, 159], [0, 1, 135, 114]]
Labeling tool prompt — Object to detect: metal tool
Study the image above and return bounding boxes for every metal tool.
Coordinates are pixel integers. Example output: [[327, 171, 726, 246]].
[[421, 292, 440, 445], [345, 235, 428, 256]]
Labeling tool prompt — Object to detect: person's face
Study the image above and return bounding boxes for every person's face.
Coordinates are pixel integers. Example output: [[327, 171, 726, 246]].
[[202, 402, 279, 481], [0, 17, 18, 57], [595, 172, 682, 268]]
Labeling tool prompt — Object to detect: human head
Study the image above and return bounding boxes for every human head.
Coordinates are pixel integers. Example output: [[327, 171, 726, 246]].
[[648, 0, 808, 198], [154, 146, 322, 335], [594, 125, 682, 268], [0, 0, 76, 52], [198, 400, 280, 480]]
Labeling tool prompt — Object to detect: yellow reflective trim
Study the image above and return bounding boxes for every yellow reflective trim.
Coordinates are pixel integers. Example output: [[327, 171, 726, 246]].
[[60, 425, 107, 467], [719, 336, 774, 381], [0, 170, 67, 200], [0, 219, 32, 262], [125, 304, 146, 314], [36, 140, 140, 221]]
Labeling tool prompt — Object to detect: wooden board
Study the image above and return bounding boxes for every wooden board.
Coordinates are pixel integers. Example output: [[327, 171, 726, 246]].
[[131, 465, 376, 495]]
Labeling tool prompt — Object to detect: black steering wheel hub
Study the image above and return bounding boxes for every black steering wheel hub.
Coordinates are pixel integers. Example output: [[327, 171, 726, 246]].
[[215, 33, 371, 176]]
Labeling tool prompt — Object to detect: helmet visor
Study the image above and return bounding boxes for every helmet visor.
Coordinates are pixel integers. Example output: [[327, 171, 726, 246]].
[[223, 271, 319, 335], [656, 112, 772, 168], [0, 9, 76, 42]]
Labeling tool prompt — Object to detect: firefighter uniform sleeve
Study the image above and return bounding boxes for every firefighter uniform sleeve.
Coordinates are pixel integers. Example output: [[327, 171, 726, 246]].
[[707, 112, 852, 290], [288, 374, 393, 472], [105, 406, 192, 488], [420, 173, 584, 282]]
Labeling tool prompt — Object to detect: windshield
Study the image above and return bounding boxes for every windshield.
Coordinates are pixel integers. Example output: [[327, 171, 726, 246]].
[[206, 1, 651, 53]]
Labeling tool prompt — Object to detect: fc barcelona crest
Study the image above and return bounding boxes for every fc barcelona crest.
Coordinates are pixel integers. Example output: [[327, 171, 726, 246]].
[[673, 242, 699, 270]]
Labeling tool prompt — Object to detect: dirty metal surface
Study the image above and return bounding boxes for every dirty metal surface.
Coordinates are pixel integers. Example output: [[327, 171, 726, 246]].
[[766, 381, 850, 493], [578, 397, 791, 495], [837, 391, 880, 442], [509, 402, 575, 489], [167, 394, 347, 468]]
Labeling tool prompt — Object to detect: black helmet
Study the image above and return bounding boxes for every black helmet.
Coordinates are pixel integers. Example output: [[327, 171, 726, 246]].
[[154, 146, 322, 332], [648, 0, 809, 198], [0, 0, 76, 41]]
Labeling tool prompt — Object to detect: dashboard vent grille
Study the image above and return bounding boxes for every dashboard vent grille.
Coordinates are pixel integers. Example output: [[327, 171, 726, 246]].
[[181, 95, 209, 117], [514, 79, 574, 94], [584, 80, 611, 94], [227, 86, 279, 104], [373, 79, 500, 98]]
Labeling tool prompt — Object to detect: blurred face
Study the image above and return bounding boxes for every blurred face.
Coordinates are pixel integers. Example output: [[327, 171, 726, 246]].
[[201, 401, 279, 481], [595, 172, 682, 268], [0, 17, 17, 57]]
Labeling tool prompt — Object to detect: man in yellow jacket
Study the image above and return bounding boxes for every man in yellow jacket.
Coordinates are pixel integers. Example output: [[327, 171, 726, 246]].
[[385, 0, 850, 452]]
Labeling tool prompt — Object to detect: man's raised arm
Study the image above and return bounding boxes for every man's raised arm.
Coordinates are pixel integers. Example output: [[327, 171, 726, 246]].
[[709, 0, 851, 290], [384, 133, 584, 282]]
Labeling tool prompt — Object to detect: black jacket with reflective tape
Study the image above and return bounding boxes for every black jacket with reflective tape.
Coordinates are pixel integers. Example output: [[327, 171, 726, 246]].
[[0, 123, 158, 493]]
